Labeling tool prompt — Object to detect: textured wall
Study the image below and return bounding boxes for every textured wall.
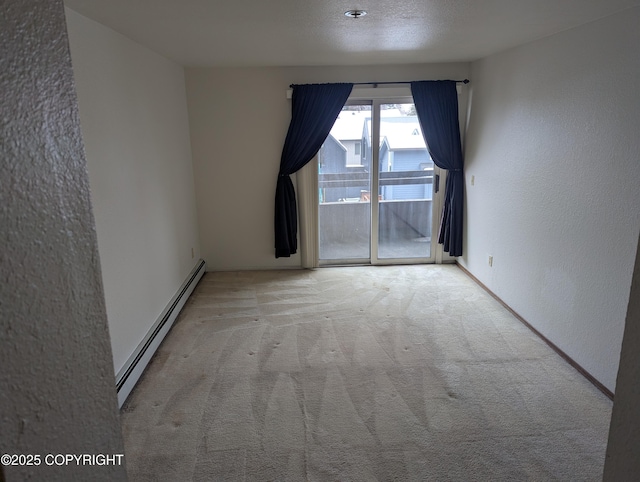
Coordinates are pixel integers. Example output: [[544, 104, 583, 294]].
[[185, 63, 468, 270], [65, 9, 201, 374], [460, 7, 640, 391], [0, 1, 126, 480], [604, 234, 640, 479]]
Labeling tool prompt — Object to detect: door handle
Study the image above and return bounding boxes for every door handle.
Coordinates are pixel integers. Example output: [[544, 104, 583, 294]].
[[435, 174, 440, 193]]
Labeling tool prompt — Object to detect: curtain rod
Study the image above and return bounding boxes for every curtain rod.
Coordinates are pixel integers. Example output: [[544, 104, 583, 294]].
[[289, 79, 469, 88], [354, 79, 469, 87]]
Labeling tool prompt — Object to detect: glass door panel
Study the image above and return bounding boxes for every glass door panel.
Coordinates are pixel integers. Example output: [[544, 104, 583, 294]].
[[318, 104, 372, 262], [376, 103, 433, 260], [317, 99, 436, 265]]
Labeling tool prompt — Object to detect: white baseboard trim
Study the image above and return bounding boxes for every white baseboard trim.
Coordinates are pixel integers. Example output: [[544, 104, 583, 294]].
[[115, 259, 206, 407]]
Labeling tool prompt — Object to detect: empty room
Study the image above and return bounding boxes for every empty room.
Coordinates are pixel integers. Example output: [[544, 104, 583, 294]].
[[2, 0, 640, 481]]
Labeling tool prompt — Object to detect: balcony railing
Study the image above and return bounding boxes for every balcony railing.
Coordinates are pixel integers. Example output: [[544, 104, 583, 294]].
[[317, 170, 434, 260], [318, 169, 434, 189]]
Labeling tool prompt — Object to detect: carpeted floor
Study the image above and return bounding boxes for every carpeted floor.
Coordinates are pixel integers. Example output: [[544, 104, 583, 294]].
[[121, 265, 612, 481]]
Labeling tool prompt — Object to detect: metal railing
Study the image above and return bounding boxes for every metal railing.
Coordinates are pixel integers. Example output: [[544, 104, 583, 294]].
[[318, 169, 434, 189]]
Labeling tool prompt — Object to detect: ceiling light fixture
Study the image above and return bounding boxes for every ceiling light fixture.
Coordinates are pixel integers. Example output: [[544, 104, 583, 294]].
[[344, 9, 367, 19]]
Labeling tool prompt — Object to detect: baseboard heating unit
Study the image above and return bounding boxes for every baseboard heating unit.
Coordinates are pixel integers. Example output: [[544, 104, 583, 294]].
[[115, 259, 206, 407]]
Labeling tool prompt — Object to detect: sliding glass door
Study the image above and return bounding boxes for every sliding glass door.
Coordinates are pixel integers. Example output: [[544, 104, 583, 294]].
[[318, 103, 372, 261], [376, 102, 434, 260], [317, 98, 438, 265]]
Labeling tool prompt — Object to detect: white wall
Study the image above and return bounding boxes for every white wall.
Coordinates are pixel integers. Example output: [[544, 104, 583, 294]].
[[460, 8, 640, 391], [1, 1, 124, 480], [65, 9, 201, 374], [185, 63, 469, 270]]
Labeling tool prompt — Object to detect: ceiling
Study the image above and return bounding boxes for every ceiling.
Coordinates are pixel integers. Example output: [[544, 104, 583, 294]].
[[63, 0, 639, 68]]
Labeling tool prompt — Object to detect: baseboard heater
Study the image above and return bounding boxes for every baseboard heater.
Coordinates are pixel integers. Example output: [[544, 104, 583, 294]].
[[115, 258, 206, 407]]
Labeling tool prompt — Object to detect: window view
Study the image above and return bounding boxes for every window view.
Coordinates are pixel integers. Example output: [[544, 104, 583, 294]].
[[318, 102, 434, 263], [377, 103, 433, 259], [318, 105, 372, 260]]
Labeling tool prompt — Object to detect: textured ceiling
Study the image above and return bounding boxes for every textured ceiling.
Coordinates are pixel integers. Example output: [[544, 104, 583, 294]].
[[63, 0, 640, 67]]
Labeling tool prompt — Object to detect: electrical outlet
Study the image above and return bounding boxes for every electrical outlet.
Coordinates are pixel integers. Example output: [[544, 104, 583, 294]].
[[488, 255, 493, 267], [191, 247, 194, 259], [471, 175, 475, 186]]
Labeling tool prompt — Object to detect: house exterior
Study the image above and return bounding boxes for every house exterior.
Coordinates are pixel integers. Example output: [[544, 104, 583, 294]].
[[329, 110, 369, 167], [324, 112, 434, 202]]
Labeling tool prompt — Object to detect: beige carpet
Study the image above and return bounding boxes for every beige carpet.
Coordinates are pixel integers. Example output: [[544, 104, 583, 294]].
[[121, 265, 612, 481]]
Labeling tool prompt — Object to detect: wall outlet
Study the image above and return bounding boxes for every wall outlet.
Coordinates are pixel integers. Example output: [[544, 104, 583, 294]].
[[191, 247, 194, 259], [471, 175, 475, 186], [488, 255, 493, 267]]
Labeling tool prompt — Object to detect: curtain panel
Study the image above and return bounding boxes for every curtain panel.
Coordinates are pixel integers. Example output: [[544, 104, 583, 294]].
[[411, 80, 465, 257], [275, 82, 353, 258]]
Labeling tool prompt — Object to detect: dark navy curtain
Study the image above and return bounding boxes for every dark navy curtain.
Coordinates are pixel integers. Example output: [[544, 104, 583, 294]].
[[275, 82, 353, 258], [411, 80, 464, 257]]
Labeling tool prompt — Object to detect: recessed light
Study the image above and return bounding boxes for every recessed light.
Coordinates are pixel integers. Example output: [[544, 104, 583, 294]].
[[344, 10, 367, 19]]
